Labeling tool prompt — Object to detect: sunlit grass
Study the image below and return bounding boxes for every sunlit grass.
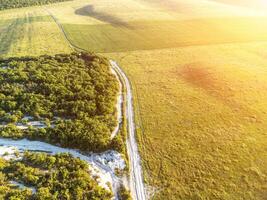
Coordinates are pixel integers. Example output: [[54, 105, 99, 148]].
[[106, 42, 267, 199], [63, 17, 267, 53]]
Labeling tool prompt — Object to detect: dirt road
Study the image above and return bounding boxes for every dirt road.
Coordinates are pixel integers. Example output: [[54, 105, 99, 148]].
[[110, 61, 146, 200]]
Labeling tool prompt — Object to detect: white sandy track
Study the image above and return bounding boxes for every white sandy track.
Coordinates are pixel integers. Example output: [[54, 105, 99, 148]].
[[110, 61, 146, 200]]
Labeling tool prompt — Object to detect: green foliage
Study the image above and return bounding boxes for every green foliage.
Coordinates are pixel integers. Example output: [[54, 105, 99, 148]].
[[118, 185, 132, 200], [0, 0, 71, 10], [5, 189, 32, 200], [0, 172, 6, 184], [1, 152, 112, 199], [0, 124, 23, 139], [0, 53, 120, 152], [0, 158, 7, 170]]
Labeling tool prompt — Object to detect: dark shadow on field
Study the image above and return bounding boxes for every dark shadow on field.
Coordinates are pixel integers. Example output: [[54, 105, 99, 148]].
[[75, 5, 132, 28]]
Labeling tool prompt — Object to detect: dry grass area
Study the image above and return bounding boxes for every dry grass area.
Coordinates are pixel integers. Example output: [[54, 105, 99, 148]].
[[106, 43, 267, 199]]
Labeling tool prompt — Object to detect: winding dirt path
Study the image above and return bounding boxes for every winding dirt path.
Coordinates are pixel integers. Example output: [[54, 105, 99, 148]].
[[110, 61, 146, 200]]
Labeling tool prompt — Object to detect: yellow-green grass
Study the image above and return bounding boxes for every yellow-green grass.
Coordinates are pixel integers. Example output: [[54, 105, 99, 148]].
[[48, 0, 267, 54], [63, 17, 267, 53], [0, 8, 72, 57], [1, 0, 267, 199], [105, 42, 267, 199]]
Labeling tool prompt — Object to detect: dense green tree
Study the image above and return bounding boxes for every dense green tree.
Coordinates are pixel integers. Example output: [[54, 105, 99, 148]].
[[0, 172, 6, 185], [0, 53, 120, 152], [118, 185, 132, 200]]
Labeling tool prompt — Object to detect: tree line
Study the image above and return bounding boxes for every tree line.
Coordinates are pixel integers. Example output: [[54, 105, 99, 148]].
[[0, 0, 71, 10]]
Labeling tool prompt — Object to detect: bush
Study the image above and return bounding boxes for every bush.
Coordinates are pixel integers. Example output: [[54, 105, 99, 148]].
[[118, 185, 132, 200]]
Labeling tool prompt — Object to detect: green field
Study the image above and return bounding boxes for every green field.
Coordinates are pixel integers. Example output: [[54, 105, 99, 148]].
[[0, 8, 71, 57], [63, 17, 267, 53], [0, 0, 267, 199]]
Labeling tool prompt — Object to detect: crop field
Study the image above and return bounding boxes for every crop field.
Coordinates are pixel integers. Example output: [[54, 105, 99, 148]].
[[62, 17, 267, 53], [0, 8, 71, 57], [51, 0, 267, 53], [0, 0, 267, 199]]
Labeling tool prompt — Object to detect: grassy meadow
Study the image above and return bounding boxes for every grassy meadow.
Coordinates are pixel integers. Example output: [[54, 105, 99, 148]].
[[0, 0, 267, 199]]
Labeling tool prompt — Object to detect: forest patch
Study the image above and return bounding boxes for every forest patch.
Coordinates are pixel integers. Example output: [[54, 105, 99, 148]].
[[0, 53, 122, 152]]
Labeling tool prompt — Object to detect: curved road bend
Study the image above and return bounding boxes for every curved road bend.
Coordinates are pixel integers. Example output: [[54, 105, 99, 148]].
[[110, 61, 146, 200]]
